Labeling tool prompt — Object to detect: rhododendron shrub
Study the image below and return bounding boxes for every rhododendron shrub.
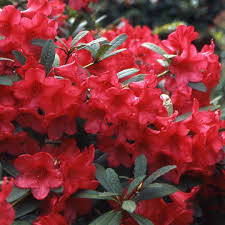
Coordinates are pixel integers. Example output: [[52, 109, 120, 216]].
[[0, 0, 224, 224]]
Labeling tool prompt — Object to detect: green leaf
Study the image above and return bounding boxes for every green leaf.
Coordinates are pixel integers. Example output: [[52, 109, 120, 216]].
[[0, 0, 12, 7], [143, 165, 177, 187], [157, 59, 169, 67], [188, 82, 207, 92], [12, 221, 30, 225], [105, 168, 123, 195], [89, 210, 122, 225], [0, 76, 13, 86], [70, 31, 89, 48], [117, 68, 139, 79], [142, 43, 167, 57], [123, 74, 145, 86], [122, 200, 136, 213], [12, 50, 26, 65], [127, 175, 146, 196], [134, 183, 179, 202], [40, 39, 56, 74], [134, 155, 147, 178], [131, 213, 154, 225], [95, 164, 114, 193], [95, 44, 112, 60], [74, 190, 118, 200], [1, 160, 19, 177], [52, 53, 60, 68], [31, 38, 47, 47], [85, 43, 100, 58], [0, 57, 14, 62], [51, 186, 63, 194], [104, 34, 127, 56], [0, 35, 5, 40], [101, 48, 126, 60], [15, 198, 41, 219], [7, 186, 30, 203], [55, 36, 68, 50]]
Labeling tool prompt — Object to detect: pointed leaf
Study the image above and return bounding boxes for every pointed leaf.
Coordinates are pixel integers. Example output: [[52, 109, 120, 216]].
[[0, 76, 13, 86], [52, 53, 60, 68], [74, 190, 118, 200], [134, 155, 147, 178], [101, 48, 126, 60], [40, 39, 56, 74], [142, 43, 167, 57], [55, 36, 68, 50], [127, 175, 146, 196], [89, 210, 122, 225], [131, 213, 154, 225], [95, 164, 114, 193], [70, 31, 89, 48], [0, 162, 2, 179], [7, 186, 30, 203], [122, 200, 136, 213], [106, 168, 123, 195], [123, 74, 145, 86], [1, 160, 19, 177], [143, 165, 177, 187], [31, 38, 47, 47], [104, 34, 127, 56], [134, 183, 179, 202], [95, 44, 112, 60], [117, 68, 139, 79], [85, 42, 100, 58], [12, 221, 30, 225], [12, 50, 26, 65], [188, 82, 207, 92]]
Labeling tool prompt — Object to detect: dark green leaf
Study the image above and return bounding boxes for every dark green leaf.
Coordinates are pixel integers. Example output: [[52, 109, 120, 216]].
[[134, 183, 179, 202], [51, 186, 63, 194], [134, 155, 147, 178], [40, 39, 56, 74], [0, 0, 12, 7], [55, 36, 68, 50], [104, 34, 127, 56], [101, 48, 126, 60], [31, 39, 47, 47], [127, 175, 146, 196], [188, 82, 207, 92], [143, 165, 176, 187], [122, 200, 136, 213], [117, 68, 139, 79], [12, 50, 26, 65], [105, 168, 123, 195], [15, 199, 41, 219], [0, 162, 2, 179], [174, 112, 191, 122], [7, 186, 30, 203], [131, 213, 154, 225], [85, 43, 100, 58], [74, 190, 118, 200], [95, 44, 112, 60], [12, 221, 30, 225], [70, 31, 89, 48], [0, 76, 13, 86], [95, 164, 114, 193], [1, 160, 19, 177], [89, 210, 122, 225], [142, 43, 167, 57], [123, 74, 145, 86], [0, 57, 14, 62]]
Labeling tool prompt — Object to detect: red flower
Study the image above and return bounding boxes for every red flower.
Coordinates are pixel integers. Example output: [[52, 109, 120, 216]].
[[0, 177, 15, 225], [14, 152, 63, 200]]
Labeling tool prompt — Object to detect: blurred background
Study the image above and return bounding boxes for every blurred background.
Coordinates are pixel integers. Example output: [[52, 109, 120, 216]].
[[94, 0, 225, 117]]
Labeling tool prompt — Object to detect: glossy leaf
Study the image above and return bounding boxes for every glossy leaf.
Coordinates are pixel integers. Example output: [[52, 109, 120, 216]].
[[40, 39, 56, 74], [127, 175, 146, 196], [131, 213, 154, 225], [12, 50, 26, 65], [188, 82, 207, 92], [142, 43, 167, 57], [74, 190, 118, 200], [123, 74, 145, 85], [101, 48, 126, 60], [31, 38, 47, 47], [1, 160, 19, 177], [95, 44, 112, 60], [70, 31, 89, 48], [7, 186, 30, 203], [143, 165, 176, 187], [134, 155, 147, 178], [134, 183, 179, 202], [122, 200, 136, 213], [117, 68, 139, 79]]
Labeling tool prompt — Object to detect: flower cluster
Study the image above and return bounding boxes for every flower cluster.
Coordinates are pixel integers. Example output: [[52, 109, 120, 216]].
[[0, 0, 224, 224]]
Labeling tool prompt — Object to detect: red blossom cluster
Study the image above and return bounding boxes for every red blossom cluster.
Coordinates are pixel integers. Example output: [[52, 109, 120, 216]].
[[0, 0, 224, 224]]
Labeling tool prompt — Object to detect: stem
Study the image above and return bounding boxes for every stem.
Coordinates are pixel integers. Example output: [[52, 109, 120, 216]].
[[83, 62, 94, 69], [157, 70, 169, 78]]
